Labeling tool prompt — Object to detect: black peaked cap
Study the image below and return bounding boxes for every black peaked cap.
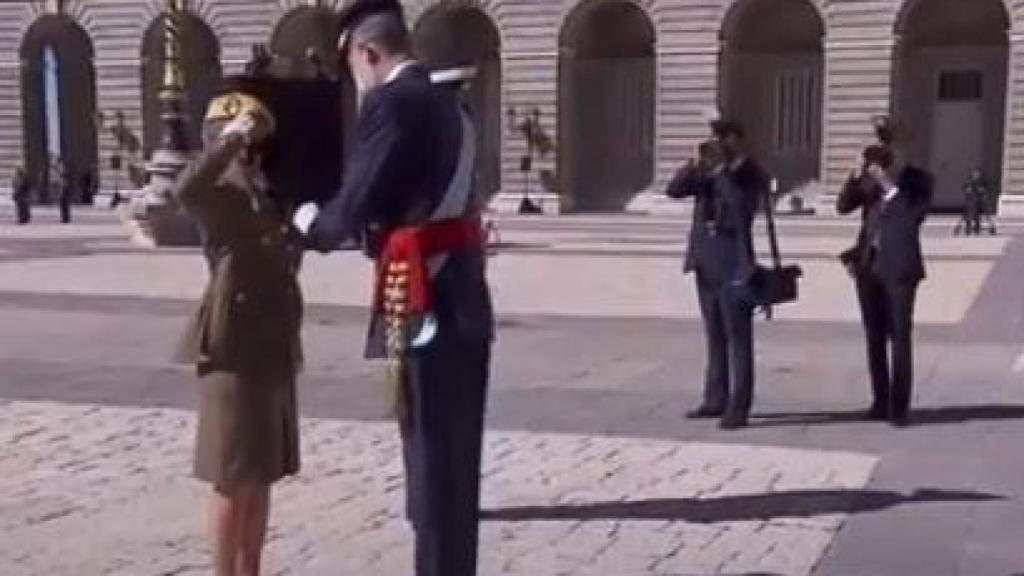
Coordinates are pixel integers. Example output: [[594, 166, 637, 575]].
[[337, 0, 405, 52]]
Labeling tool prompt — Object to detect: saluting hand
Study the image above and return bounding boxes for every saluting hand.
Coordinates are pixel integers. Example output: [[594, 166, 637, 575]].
[[220, 113, 255, 143], [220, 112, 273, 146]]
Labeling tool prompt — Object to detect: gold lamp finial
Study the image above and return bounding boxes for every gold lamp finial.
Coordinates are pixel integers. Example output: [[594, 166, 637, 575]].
[[161, 0, 185, 92]]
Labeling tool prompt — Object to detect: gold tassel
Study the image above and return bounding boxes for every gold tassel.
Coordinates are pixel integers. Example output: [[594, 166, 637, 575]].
[[384, 261, 410, 420]]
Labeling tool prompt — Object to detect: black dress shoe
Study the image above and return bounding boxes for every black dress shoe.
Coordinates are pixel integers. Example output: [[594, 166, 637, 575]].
[[687, 406, 725, 419], [866, 404, 890, 421], [719, 412, 749, 430]]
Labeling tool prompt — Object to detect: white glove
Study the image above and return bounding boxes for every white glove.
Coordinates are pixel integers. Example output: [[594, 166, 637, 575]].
[[293, 202, 320, 235], [220, 113, 256, 142]]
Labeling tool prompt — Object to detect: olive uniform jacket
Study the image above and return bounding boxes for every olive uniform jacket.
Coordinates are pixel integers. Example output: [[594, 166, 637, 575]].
[[172, 137, 304, 376]]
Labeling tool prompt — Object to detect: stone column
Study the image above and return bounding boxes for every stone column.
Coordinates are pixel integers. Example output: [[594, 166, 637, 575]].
[[487, 50, 561, 215], [999, 31, 1024, 216], [629, 32, 720, 216], [480, 0, 561, 215], [817, 33, 896, 214], [126, 0, 200, 247]]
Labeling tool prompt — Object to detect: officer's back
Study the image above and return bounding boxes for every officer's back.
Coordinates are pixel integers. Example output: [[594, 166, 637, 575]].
[[361, 64, 493, 347], [363, 67, 462, 228]]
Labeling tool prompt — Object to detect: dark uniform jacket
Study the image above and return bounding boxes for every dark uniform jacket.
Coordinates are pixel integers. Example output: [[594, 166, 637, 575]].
[[837, 165, 932, 283], [172, 137, 304, 375], [667, 158, 765, 286], [309, 64, 494, 356]]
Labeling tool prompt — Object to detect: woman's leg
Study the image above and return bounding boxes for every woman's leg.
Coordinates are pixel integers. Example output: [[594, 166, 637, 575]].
[[237, 483, 271, 576], [210, 485, 244, 576]]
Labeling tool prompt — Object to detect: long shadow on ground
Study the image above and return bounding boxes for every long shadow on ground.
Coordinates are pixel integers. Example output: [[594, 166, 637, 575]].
[[750, 405, 1024, 428], [482, 489, 1004, 524]]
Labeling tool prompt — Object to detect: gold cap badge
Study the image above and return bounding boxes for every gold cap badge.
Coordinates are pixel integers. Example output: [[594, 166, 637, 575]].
[[205, 92, 276, 134]]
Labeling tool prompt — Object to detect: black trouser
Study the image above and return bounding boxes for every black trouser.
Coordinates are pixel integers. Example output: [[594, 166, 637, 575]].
[[855, 272, 919, 417], [14, 197, 30, 224], [696, 274, 755, 417], [964, 194, 982, 235], [59, 194, 72, 224], [400, 330, 490, 576]]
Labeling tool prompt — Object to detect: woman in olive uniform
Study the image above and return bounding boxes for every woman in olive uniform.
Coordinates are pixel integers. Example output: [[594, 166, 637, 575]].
[[172, 86, 304, 576]]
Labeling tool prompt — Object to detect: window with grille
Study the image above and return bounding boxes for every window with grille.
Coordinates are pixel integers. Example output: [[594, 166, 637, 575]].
[[938, 70, 983, 101], [773, 68, 819, 154]]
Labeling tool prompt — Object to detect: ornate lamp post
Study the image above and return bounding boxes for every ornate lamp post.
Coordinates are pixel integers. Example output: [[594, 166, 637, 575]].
[[128, 0, 200, 246]]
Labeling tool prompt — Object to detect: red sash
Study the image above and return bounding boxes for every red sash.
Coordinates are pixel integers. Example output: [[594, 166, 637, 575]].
[[372, 216, 483, 315]]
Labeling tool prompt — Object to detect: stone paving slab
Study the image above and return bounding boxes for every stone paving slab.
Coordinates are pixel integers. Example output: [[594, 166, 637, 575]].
[[0, 250, 993, 326], [493, 231, 1009, 259], [0, 400, 877, 576], [0, 209, 1006, 326]]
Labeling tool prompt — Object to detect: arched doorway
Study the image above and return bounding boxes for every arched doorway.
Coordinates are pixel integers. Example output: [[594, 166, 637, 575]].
[[414, 4, 502, 202], [720, 0, 824, 194], [558, 0, 655, 212], [894, 0, 1009, 210], [270, 7, 357, 155], [20, 15, 98, 203], [141, 13, 221, 157]]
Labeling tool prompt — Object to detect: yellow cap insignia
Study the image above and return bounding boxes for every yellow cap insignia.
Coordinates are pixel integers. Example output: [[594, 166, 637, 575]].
[[205, 92, 276, 133], [223, 95, 242, 117]]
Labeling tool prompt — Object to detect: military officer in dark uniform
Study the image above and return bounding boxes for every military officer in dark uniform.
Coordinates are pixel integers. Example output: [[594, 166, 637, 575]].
[[667, 120, 767, 430], [294, 2, 494, 575], [172, 76, 306, 576], [838, 142, 932, 427]]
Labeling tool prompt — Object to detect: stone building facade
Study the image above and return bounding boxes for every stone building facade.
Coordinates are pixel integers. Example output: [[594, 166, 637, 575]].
[[2, 0, 1022, 214]]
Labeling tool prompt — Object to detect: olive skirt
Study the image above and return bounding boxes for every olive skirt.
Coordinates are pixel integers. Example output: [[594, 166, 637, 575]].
[[194, 370, 300, 487]]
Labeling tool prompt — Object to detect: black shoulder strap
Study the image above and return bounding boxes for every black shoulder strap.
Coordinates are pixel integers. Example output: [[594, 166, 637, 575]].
[[764, 182, 783, 269]]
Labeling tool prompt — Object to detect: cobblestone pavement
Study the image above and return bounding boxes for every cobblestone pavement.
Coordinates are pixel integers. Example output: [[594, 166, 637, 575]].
[[3, 210, 1023, 575], [0, 401, 877, 576]]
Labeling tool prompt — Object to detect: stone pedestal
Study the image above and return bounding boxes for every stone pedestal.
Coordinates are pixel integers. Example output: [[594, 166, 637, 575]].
[[998, 194, 1024, 217], [626, 190, 687, 216], [815, 192, 840, 217], [126, 148, 199, 247], [487, 191, 562, 215], [778, 180, 825, 217], [124, 1, 199, 247]]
